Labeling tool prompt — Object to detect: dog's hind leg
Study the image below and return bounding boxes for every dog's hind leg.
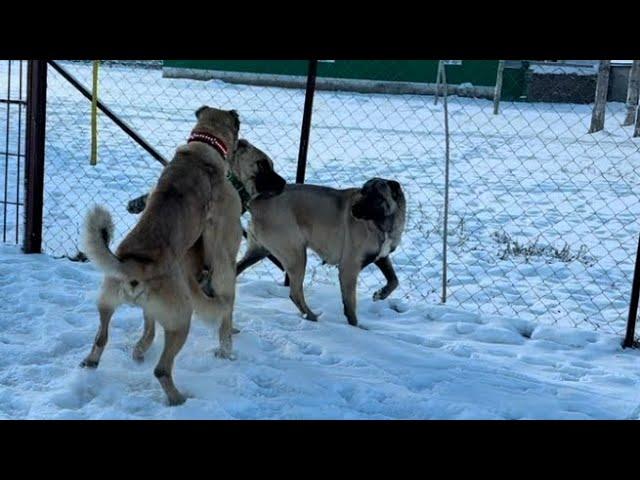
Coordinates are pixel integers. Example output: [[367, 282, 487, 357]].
[[211, 260, 238, 360], [201, 263, 237, 359], [215, 306, 235, 360], [133, 310, 156, 362], [281, 249, 319, 321], [191, 286, 236, 358], [80, 278, 120, 368], [154, 319, 190, 407], [339, 263, 360, 327], [372, 256, 399, 301]]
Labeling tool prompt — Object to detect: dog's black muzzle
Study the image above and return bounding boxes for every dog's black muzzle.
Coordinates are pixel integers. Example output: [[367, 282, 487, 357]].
[[352, 188, 388, 221], [255, 169, 286, 196]]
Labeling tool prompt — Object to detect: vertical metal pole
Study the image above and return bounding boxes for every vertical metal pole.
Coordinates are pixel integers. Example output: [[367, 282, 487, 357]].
[[90, 60, 99, 166], [3, 60, 12, 243], [295, 60, 318, 184], [24, 60, 47, 254], [441, 64, 451, 304], [285, 60, 318, 286], [623, 233, 640, 348], [16, 61, 24, 244]]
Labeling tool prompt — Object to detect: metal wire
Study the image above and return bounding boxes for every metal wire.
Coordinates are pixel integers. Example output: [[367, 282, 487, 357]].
[[3, 59, 638, 339]]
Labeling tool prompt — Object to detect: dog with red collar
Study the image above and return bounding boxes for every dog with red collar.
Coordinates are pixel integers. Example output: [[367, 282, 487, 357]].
[[81, 106, 243, 406]]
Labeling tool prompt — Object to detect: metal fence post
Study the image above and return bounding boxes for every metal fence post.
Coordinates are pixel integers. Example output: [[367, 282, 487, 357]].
[[623, 233, 640, 348], [23, 60, 47, 254], [295, 60, 318, 184], [283, 60, 317, 287], [441, 64, 451, 304]]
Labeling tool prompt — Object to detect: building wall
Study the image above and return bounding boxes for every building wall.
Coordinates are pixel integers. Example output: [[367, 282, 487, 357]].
[[609, 65, 632, 102], [163, 60, 526, 100]]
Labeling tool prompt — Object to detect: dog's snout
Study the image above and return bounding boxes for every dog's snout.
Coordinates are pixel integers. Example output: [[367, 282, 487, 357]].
[[256, 169, 286, 195]]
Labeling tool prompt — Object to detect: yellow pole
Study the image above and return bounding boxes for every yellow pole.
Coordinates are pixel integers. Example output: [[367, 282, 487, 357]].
[[90, 60, 99, 165]]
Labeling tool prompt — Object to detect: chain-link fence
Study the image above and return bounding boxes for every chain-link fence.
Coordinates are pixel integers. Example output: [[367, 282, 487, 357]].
[[0, 60, 27, 247], [43, 61, 304, 260], [35, 60, 640, 338]]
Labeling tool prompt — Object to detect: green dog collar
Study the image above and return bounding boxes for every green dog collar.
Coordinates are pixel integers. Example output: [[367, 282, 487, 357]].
[[227, 172, 251, 214]]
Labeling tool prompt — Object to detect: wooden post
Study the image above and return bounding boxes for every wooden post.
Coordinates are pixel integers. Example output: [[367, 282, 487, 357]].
[[493, 60, 505, 115], [588, 60, 611, 134], [434, 60, 444, 106], [623, 60, 640, 126]]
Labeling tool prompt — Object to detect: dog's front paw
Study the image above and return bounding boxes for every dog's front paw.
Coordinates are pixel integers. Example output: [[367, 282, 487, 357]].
[[126, 194, 148, 214], [373, 288, 390, 301]]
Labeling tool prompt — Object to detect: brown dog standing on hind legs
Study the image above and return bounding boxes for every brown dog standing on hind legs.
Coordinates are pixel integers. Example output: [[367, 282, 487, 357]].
[[80, 106, 242, 406]]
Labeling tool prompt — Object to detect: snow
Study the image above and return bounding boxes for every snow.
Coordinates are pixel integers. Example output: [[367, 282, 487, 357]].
[[2, 60, 640, 418], [1, 243, 640, 419]]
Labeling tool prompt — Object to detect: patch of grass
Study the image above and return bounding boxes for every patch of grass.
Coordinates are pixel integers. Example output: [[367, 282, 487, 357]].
[[491, 230, 596, 266]]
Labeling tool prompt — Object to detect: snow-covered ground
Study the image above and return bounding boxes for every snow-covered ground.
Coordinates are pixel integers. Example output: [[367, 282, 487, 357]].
[[1, 61, 640, 418], [1, 243, 640, 419]]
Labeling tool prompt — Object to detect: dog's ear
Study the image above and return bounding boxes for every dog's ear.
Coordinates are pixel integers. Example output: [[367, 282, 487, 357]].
[[388, 180, 402, 201], [229, 109, 240, 130], [195, 105, 208, 119], [237, 139, 249, 150], [255, 159, 286, 196]]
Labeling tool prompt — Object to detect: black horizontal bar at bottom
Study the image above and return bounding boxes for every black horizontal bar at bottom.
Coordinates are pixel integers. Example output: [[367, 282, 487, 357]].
[[1, 152, 26, 159]]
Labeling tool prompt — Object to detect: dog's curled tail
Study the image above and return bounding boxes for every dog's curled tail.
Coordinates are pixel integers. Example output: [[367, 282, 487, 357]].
[[83, 205, 125, 278]]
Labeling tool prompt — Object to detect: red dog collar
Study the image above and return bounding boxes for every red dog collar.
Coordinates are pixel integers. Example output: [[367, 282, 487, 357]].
[[188, 131, 229, 159]]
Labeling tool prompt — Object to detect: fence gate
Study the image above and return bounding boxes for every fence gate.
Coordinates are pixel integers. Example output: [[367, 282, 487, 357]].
[[0, 60, 28, 247]]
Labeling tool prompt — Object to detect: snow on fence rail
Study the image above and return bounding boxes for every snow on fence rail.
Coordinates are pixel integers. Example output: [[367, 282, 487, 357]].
[[2, 60, 639, 340]]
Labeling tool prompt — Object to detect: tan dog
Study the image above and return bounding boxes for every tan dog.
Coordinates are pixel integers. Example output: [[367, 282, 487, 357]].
[[233, 140, 406, 327], [80, 106, 242, 406]]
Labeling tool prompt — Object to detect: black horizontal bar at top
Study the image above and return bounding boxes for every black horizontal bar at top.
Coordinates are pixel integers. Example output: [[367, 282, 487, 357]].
[[0, 99, 27, 106]]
